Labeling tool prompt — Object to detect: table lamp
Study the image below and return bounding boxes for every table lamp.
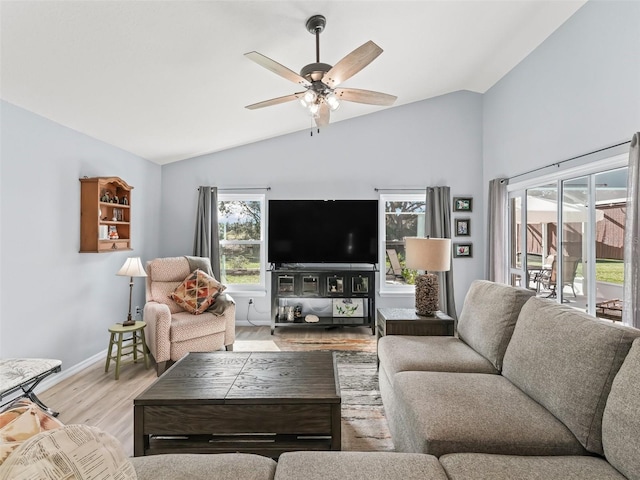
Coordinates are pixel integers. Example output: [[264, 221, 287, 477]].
[[405, 237, 451, 316], [116, 257, 147, 326]]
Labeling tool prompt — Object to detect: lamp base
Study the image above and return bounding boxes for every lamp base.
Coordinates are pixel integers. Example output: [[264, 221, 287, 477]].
[[415, 273, 439, 316]]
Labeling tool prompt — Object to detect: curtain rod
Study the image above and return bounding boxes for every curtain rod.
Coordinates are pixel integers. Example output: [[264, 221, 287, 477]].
[[198, 186, 271, 191], [506, 140, 631, 183], [374, 187, 427, 192]]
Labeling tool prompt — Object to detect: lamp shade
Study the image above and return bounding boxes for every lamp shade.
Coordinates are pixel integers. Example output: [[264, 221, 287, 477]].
[[116, 257, 147, 277], [405, 237, 451, 272]]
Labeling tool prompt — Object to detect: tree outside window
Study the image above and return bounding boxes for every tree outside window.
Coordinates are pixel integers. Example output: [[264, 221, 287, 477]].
[[218, 195, 265, 289]]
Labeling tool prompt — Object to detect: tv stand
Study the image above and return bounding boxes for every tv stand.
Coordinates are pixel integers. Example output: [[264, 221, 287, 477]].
[[270, 266, 376, 335]]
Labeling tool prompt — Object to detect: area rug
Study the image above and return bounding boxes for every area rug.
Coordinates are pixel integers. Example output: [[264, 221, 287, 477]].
[[233, 340, 281, 352], [275, 337, 377, 353], [334, 351, 394, 452]]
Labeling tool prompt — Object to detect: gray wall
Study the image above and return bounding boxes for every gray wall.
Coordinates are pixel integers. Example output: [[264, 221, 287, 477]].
[[483, 0, 640, 183], [0, 101, 162, 368], [159, 90, 485, 321]]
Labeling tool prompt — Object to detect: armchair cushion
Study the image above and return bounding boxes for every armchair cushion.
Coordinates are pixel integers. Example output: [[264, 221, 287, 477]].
[[170, 269, 226, 315]]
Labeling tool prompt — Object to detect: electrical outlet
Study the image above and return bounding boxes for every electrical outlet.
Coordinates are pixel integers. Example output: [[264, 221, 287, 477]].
[[248, 298, 254, 305], [135, 306, 142, 316]]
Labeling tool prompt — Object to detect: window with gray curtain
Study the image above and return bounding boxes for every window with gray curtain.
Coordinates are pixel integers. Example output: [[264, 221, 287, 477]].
[[193, 186, 221, 280]]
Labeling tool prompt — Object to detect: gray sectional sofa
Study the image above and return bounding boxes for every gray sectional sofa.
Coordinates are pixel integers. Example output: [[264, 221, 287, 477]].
[[375, 279, 640, 479]]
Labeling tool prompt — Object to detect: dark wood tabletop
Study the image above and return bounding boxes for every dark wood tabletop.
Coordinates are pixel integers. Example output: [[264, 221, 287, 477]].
[[135, 351, 341, 405]]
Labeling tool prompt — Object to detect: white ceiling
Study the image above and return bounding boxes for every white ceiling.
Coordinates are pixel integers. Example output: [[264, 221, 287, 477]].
[[1, 1, 586, 165]]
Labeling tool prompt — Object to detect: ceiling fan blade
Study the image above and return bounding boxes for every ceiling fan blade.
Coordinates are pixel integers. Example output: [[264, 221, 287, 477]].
[[322, 41, 383, 88], [335, 88, 397, 106], [245, 92, 305, 110], [315, 102, 330, 128], [245, 51, 311, 87]]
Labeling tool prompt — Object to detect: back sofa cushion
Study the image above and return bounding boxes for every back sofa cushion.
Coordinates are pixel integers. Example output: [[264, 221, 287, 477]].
[[602, 338, 640, 480], [502, 297, 640, 455], [457, 280, 535, 370]]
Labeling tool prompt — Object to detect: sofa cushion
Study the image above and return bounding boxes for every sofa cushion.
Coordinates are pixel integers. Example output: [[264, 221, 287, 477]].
[[131, 453, 277, 480], [440, 453, 627, 480], [378, 336, 498, 378], [0, 424, 136, 479], [502, 297, 640, 455], [391, 371, 585, 457], [457, 280, 535, 371], [170, 269, 226, 314], [169, 311, 227, 342], [602, 338, 640, 480], [274, 451, 448, 480]]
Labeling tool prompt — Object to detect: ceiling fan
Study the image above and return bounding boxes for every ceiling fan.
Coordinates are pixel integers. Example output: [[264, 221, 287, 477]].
[[244, 14, 397, 128]]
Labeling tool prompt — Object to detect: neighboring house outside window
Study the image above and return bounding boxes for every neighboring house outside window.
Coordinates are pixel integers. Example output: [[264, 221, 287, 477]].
[[379, 193, 426, 294], [218, 194, 265, 292]]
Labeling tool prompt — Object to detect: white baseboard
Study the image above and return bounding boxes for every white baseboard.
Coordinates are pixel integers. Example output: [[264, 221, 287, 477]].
[[38, 349, 107, 396]]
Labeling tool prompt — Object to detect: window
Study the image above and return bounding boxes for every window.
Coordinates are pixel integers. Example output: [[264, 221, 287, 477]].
[[218, 194, 265, 291], [508, 154, 628, 320], [379, 194, 426, 292]]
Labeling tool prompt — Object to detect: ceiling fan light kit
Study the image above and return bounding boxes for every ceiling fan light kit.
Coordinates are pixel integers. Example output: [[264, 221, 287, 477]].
[[245, 14, 396, 129]]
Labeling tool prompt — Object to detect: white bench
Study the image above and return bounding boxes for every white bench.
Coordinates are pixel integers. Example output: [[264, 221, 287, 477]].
[[0, 358, 62, 416]]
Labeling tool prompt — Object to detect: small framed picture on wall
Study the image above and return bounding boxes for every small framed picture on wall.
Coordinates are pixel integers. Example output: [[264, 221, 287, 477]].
[[453, 197, 473, 212], [455, 218, 470, 236], [454, 243, 473, 258]]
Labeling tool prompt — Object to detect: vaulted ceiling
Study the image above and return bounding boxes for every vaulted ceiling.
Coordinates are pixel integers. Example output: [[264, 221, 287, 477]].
[[1, 1, 586, 164]]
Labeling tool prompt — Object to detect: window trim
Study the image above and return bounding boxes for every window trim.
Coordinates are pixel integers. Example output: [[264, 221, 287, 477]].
[[218, 193, 266, 293], [379, 193, 426, 295]]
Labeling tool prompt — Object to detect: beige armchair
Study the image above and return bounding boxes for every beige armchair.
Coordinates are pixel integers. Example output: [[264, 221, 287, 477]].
[[143, 256, 235, 375]]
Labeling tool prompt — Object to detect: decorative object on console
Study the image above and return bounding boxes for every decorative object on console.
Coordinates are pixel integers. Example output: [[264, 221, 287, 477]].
[[305, 314, 320, 323], [405, 237, 451, 316], [116, 257, 147, 326], [333, 298, 364, 317]]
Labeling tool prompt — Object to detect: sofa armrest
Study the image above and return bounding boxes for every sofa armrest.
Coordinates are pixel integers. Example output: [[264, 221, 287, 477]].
[[143, 301, 172, 363]]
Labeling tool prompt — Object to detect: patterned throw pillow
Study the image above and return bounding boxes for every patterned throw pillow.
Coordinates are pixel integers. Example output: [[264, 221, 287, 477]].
[[169, 269, 226, 314], [0, 399, 64, 465]]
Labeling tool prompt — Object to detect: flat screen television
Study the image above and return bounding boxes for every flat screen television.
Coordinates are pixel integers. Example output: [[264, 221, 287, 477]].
[[268, 200, 379, 265]]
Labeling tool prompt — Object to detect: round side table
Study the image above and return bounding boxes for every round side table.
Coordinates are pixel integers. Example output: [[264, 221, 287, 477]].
[[105, 321, 150, 380]]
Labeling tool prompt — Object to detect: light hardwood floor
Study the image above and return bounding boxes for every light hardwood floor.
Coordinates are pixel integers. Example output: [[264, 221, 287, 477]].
[[38, 325, 375, 456]]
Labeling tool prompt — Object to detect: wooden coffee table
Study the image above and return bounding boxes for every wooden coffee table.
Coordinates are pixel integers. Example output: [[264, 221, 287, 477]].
[[133, 351, 341, 458]]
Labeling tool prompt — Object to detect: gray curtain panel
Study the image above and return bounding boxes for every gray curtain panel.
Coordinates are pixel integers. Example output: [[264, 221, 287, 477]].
[[486, 178, 508, 283], [623, 133, 639, 328], [193, 186, 221, 280], [425, 186, 457, 319]]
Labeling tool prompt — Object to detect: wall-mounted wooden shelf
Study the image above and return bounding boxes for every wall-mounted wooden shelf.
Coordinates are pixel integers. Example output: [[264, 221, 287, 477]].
[[80, 176, 133, 253]]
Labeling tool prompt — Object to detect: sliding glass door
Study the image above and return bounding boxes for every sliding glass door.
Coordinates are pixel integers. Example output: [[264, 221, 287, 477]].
[[508, 162, 628, 321]]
